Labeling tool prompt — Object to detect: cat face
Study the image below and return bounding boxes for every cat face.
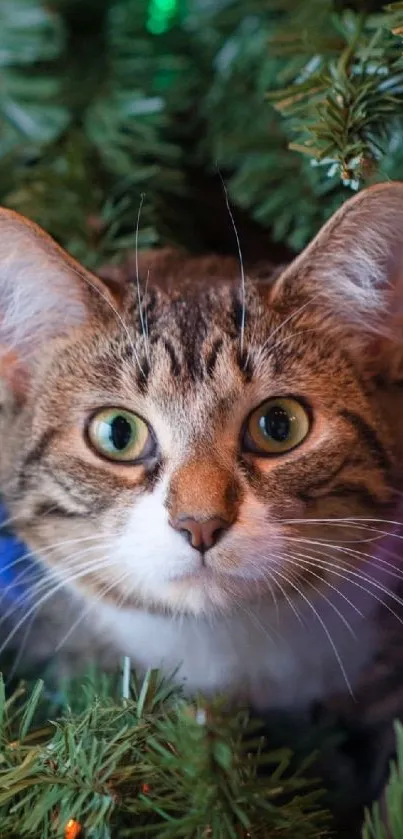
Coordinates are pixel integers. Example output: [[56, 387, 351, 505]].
[[1, 186, 403, 618]]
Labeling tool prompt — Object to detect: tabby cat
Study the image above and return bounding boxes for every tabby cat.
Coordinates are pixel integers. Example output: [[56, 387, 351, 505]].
[[1, 182, 403, 754]]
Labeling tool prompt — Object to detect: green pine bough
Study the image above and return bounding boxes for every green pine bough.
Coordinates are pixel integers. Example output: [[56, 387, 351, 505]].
[[1, 0, 403, 263], [0, 669, 330, 838], [0, 667, 401, 839], [2, 3, 403, 833], [362, 722, 403, 839]]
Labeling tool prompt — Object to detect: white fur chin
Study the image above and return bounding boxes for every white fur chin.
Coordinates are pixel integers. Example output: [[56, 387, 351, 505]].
[[96, 481, 386, 710], [112, 480, 234, 614]]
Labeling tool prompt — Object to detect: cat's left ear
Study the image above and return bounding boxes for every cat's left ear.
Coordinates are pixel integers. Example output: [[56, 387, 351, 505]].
[[0, 208, 117, 393], [273, 182, 403, 379]]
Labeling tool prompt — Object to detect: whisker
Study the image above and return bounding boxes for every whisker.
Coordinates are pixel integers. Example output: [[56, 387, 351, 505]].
[[281, 550, 364, 626], [0, 510, 29, 531], [260, 327, 322, 358], [258, 298, 313, 357], [143, 267, 151, 345], [241, 512, 403, 544], [134, 192, 149, 363], [54, 564, 131, 655], [255, 553, 357, 636], [279, 546, 403, 626], [0, 553, 122, 657], [0, 548, 116, 639], [230, 587, 290, 649], [286, 530, 393, 548], [217, 169, 246, 356], [289, 538, 403, 586], [66, 260, 145, 377], [248, 554, 304, 626], [0, 534, 105, 606], [267, 564, 354, 697], [283, 517, 403, 534], [0, 560, 43, 607], [336, 544, 403, 581], [283, 535, 403, 580]]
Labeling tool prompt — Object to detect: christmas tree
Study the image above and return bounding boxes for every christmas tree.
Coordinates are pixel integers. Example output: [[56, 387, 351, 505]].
[[0, 668, 332, 838], [2, 0, 403, 836], [2, 0, 403, 265]]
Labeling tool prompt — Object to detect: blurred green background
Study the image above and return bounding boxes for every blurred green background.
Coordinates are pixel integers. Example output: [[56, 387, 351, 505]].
[[1, 0, 403, 268]]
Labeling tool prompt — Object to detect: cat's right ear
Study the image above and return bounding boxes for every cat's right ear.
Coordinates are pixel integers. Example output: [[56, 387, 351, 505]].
[[270, 182, 403, 380], [0, 208, 116, 395]]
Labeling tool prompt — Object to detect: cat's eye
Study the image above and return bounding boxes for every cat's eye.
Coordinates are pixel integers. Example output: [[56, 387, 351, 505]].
[[87, 409, 152, 462], [243, 397, 310, 456]]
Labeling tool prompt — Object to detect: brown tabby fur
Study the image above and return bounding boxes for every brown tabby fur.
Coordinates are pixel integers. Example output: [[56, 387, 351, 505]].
[[2, 185, 403, 823]]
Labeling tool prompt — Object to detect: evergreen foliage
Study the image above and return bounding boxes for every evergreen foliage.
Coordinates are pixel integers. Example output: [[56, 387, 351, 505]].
[[0, 668, 402, 838], [2, 1, 403, 836], [363, 722, 403, 839], [1, 0, 403, 263], [0, 671, 330, 838]]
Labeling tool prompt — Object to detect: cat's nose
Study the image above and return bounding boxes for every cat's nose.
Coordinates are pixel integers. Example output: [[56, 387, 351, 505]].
[[170, 516, 229, 552]]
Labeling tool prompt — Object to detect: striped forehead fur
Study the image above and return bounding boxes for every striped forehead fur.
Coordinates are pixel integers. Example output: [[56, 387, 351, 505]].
[[1, 186, 403, 706]]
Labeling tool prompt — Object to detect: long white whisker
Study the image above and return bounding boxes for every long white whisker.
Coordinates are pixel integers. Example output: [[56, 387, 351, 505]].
[[134, 193, 150, 363], [0, 548, 116, 637], [0, 534, 105, 606], [0, 561, 43, 607], [143, 267, 151, 345], [261, 327, 322, 357], [67, 260, 145, 377], [54, 566, 132, 655], [248, 553, 304, 625], [280, 546, 403, 626], [283, 535, 403, 580], [281, 551, 363, 625], [268, 564, 354, 697], [283, 516, 403, 533], [258, 298, 312, 356], [217, 170, 246, 356], [0, 554, 122, 656]]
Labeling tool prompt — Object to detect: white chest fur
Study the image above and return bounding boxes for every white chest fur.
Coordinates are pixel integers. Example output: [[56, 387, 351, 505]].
[[97, 580, 380, 710], [88, 480, 383, 708]]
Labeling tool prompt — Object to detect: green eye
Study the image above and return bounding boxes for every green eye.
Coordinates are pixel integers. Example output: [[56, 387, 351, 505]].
[[88, 409, 151, 462], [244, 397, 310, 455]]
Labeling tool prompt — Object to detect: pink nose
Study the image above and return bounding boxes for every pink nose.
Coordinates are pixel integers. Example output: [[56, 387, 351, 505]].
[[170, 516, 229, 552]]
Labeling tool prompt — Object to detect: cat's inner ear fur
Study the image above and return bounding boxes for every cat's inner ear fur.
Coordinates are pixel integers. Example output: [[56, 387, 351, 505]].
[[274, 182, 403, 380], [0, 208, 116, 393]]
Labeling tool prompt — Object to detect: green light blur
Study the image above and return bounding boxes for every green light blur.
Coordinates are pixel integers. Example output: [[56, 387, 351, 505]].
[[147, 0, 179, 34]]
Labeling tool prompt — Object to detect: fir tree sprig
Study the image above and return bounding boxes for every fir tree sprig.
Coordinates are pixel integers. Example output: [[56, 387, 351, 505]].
[[385, 2, 403, 48], [0, 0, 67, 156], [362, 721, 403, 839], [0, 0, 186, 266], [0, 672, 331, 838], [267, 4, 403, 188], [3, 1, 403, 259]]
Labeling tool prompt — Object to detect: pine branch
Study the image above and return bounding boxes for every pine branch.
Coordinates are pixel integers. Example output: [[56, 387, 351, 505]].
[[194, 1, 349, 250], [0, 0, 67, 155], [2, 0, 403, 262], [268, 3, 403, 188], [0, 0, 187, 266], [362, 721, 403, 839], [385, 2, 403, 48], [0, 672, 331, 838]]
